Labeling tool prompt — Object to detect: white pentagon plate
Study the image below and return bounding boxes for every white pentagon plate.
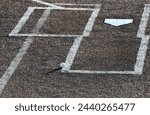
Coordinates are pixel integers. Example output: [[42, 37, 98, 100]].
[[104, 19, 133, 26]]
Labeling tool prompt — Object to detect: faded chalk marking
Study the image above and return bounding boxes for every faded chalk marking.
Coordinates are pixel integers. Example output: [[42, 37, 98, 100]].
[[31, 0, 63, 8], [0, 9, 51, 94], [62, 5, 101, 71], [9, 7, 34, 36]]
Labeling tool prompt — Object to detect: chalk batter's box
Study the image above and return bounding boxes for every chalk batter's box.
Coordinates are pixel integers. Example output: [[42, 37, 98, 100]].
[[9, 3, 102, 74], [63, 4, 150, 75]]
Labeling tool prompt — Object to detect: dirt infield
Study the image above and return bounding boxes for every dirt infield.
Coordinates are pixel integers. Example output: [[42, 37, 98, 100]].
[[0, 0, 150, 97]]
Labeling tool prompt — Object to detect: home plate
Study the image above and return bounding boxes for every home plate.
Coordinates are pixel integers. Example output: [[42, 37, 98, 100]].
[[104, 19, 133, 26]]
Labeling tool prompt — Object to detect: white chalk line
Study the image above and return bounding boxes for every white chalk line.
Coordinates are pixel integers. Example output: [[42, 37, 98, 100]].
[[137, 4, 150, 38], [54, 3, 101, 6], [62, 36, 83, 71], [134, 4, 150, 74], [31, 6, 94, 10], [62, 5, 101, 71], [83, 7, 101, 37], [9, 7, 34, 36], [66, 70, 136, 75], [63, 4, 150, 75], [134, 36, 150, 74], [0, 9, 51, 94], [11, 34, 80, 38], [31, 0, 63, 8]]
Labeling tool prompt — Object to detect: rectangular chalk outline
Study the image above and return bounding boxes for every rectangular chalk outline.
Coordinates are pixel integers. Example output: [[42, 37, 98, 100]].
[[9, 3, 150, 75], [62, 4, 150, 75], [9, 6, 95, 37]]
